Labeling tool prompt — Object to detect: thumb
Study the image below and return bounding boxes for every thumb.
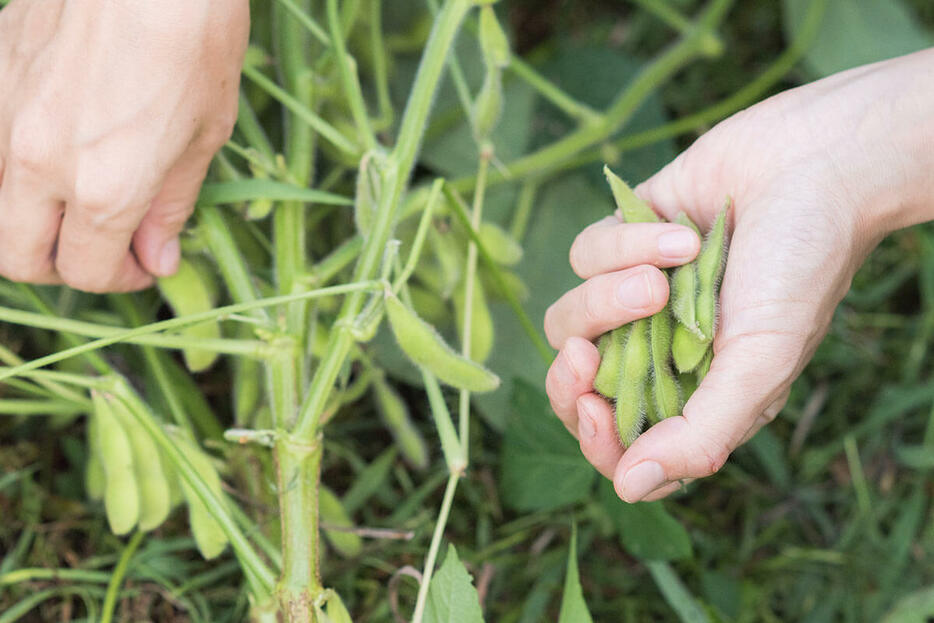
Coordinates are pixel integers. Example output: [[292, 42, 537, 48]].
[[612, 332, 800, 503], [133, 152, 212, 277]]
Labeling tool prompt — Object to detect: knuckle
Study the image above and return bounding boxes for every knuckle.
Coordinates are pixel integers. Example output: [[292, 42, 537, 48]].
[[579, 283, 603, 327], [199, 112, 237, 150], [57, 263, 112, 294], [543, 304, 561, 348], [8, 124, 53, 174]]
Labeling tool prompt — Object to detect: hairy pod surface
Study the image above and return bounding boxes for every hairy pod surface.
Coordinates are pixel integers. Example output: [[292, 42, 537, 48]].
[[92, 392, 140, 536], [604, 166, 659, 224], [593, 326, 627, 398], [695, 201, 730, 340], [672, 322, 711, 373], [384, 294, 500, 393], [478, 5, 511, 69], [320, 485, 363, 558], [157, 257, 221, 373], [373, 377, 429, 470], [84, 413, 105, 502], [614, 318, 651, 445], [473, 70, 504, 141], [649, 310, 682, 420], [110, 397, 173, 532]]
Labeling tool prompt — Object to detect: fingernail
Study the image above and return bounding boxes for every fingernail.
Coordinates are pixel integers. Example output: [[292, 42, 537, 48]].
[[617, 272, 655, 310], [159, 238, 180, 276], [554, 351, 579, 387], [657, 229, 698, 260], [577, 401, 596, 439], [618, 461, 666, 502]]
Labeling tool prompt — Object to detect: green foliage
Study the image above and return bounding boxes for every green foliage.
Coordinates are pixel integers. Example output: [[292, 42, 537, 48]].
[[424, 545, 485, 623], [557, 526, 594, 623]]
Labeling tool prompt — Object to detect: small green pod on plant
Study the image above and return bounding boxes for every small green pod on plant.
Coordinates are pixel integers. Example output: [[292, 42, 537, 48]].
[[109, 397, 173, 532], [614, 318, 651, 445], [671, 323, 710, 374], [428, 224, 463, 298], [84, 413, 105, 502], [453, 278, 494, 364], [481, 268, 530, 302], [91, 391, 140, 535], [157, 257, 221, 373], [384, 294, 500, 393], [324, 591, 353, 623], [319, 485, 363, 558], [478, 222, 523, 266], [472, 70, 504, 142], [170, 431, 229, 560], [478, 5, 511, 69], [603, 165, 659, 224], [695, 200, 730, 341], [353, 149, 391, 239], [373, 376, 429, 470], [649, 309, 681, 420], [409, 283, 448, 327]]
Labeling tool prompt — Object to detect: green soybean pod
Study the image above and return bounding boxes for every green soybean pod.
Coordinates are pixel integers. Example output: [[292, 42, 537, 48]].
[[481, 268, 530, 302], [478, 222, 523, 267], [453, 278, 494, 364], [603, 165, 659, 224], [385, 294, 500, 393], [696, 349, 713, 381], [157, 257, 220, 373], [353, 149, 384, 240], [671, 323, 710, 374], [409, 283, 448, 327], [614, 319, 651, 445], [650, 309, 681, 420], [695, 200, 730, 341], [110, 398, 172, 532], [373, 377, 429, 470], [670, 212, 701, 332], [473, 70, 504, 141], [325, 592, 353, 623], [320, 485, 363, 558], [478, 5, 511, 69], [593, 325, 627, 398], [172, 433, 228, 559], [92, 391, 139, 535], [428, 225, 462, 298], [85, 413, 105, 502]]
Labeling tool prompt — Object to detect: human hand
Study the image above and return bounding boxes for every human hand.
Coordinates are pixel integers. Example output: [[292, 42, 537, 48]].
[[0, 0, 249, 292], [544, 48, 934, 503]]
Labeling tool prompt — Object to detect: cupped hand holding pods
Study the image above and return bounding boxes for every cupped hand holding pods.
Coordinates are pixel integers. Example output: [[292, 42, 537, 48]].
[[0, 0, 248, 292], [545, 47, 934, 503]]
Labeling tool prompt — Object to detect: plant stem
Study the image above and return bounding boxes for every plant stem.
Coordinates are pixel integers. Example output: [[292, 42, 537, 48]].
[[293, 0, 473, 440], [100, 531, 144, 623], [274, 433, 324, 621], [327, 0, 378, 150], [411, 473, 460, 623]]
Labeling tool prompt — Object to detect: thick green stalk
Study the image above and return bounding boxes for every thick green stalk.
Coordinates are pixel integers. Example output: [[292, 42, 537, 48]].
[[293, 0, 473, 439], [274, 433, 324, 620]]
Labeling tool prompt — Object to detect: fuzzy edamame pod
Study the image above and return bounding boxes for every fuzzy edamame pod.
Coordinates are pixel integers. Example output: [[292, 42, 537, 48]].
[[671, 323, 710, 373], [593, 326, 627, 398], [649, 309, 681, 420], [91, 391, 140, 535], [110, 397, 173, 532], [373, 377, 429, 470], [319, 485, 362, 558], [695, 201, 730, 341], [156, 257, 220, 373], [385, 294, 500, 393], [604, 166, 659, 224], [478, 222, 523, 266], [670, 212, 702, 333], [171, 432, 229, 559], [614, 319, 651, 445]]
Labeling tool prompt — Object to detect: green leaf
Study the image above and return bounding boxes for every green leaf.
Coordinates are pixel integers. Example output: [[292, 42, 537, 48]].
[[500, 379, 596, 512], [598, 480, 692, 561], [424, 545, 485, 623], [558, 525, 594, 623], [782, 0, 932, 77], [645, 561, 712, 623], [882, 585, 934, 622], [197, 179, 352, 207]]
